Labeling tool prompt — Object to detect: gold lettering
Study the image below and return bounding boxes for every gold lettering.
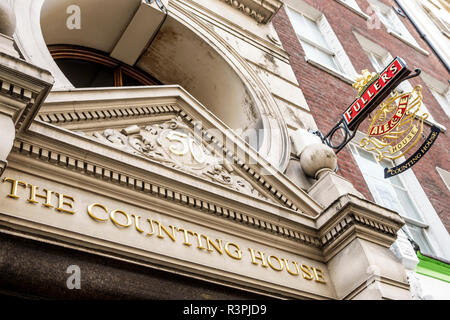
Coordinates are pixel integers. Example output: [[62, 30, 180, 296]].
[[155, 220, 176, 242], [131, 214, 145, 233], [312, 267, 327, 284], [55, 193, 75, 214], [110, 209, 132, 228], [283, 259, 300, 276], [224, 242, 242, 260], [205, 237, 223, 255], [248, 248, 268, 268], [2, 178, 27, 199], [300, 264, 314, 280], [87, 203, 108, 222], [177, 228, 195, 246], [267, 255, 284, 272], [146, 219, 156, 236], [193, 232, 207, 250], [27, 184, 54, 208]]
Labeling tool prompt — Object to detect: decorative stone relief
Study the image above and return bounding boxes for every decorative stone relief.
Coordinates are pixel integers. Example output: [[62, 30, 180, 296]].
[[217, 0, 283, 24], [91, 117, 267, 200]]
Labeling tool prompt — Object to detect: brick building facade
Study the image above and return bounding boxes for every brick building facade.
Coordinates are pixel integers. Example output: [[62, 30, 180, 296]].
[[273, 0, 449, 232]]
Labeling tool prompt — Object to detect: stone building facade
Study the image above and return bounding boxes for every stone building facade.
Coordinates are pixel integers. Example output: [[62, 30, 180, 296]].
[[0, 0, 445, 300], [272, 0, 449, 299]]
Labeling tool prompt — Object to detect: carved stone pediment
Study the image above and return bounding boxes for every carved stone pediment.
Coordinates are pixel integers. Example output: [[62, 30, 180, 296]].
[[217, 0, 284, 24], [36, 86, 322, 216], [89, 117, 267, 200]]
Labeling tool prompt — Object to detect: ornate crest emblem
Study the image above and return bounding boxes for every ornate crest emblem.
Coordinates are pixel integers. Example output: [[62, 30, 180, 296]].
[[360, 85, 426, 162], [352, 69, 379, 98], [313, 57, 440, 178]]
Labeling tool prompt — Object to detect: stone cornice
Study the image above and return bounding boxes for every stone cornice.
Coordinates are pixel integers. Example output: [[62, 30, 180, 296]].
[[9, 137, 323, 255], [0, 52, 53, 133], [9, 132, 407, 260], [317, 194, 405, 261], [38, 86, 323, 216], [217, 0, 283, 24]]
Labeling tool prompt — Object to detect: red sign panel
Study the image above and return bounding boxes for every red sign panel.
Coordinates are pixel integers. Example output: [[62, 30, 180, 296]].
[[343, 58, 407, 127]]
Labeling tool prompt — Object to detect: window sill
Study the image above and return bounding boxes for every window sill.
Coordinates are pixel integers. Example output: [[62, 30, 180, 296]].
[[334, 0, 371, 20], [387, 30, 430, 56], [304, 57, 355, 85], [423, 116, 447, 132], [403, 216, 429, 229]]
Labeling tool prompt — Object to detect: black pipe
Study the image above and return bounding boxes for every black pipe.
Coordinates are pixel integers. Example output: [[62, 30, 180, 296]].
[[394, 0, 450, 74]]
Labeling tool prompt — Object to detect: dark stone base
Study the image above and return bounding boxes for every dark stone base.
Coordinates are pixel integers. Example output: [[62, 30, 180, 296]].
[[0, 232, 269, 300]]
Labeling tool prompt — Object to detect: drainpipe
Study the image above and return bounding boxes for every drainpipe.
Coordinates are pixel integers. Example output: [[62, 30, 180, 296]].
[[394, 0, 450, 74]]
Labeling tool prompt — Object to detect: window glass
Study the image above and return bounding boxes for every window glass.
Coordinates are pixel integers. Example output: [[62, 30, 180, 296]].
[[302, 42, 339, 70], [341, 0, 359, 8], [303, 16, 329, 48], [288, 8, 306, 34], [367, 52, 385, 72], [122, 73, 144, 87], [49, 46, 161, 88], [369, 1, 419, 45], [55, 59, 115, 88], [379, 10, 398, 32], [286, 8, 342, 73], [431, 88, 450, 118], [350, 144, 435, 255], [407, 223, 435, 255]]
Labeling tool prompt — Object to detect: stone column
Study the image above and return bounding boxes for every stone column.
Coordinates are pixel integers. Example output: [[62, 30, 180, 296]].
[[0, 1, 53, 176], [318, 194, 411, 299]]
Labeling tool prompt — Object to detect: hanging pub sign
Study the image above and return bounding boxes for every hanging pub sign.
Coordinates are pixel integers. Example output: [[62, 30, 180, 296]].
[[360, 86, 441, 178], [313, 56, 440, 178]]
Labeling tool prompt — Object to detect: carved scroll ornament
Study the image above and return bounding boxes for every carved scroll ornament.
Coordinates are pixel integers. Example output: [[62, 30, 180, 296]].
[[91, 117, 267, 200]]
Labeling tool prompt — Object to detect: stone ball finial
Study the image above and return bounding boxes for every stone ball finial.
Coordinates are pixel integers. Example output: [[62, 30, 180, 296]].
[[300, 143, 337, 180], [0, 2, 16, 37]]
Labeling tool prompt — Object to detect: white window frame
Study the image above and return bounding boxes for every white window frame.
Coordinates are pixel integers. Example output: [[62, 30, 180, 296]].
[[334, 0, 371, 20], [368, 0, 430, 55], [284, 0, 357, 84], [353, 31, 446, 131], [436, 167, 450, 191], [349, 132, 450, 260], [350, 143, 436, 248], [420, 71, 450, 119], [419, 0, 450, 38], [430, 88, 450, 119]]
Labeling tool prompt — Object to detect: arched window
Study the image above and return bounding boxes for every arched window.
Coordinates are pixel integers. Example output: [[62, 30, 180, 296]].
[[48, 45, 162, 88]]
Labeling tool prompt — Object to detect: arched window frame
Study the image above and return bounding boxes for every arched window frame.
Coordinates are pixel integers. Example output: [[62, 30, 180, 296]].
[[48, 45, 162, 87]]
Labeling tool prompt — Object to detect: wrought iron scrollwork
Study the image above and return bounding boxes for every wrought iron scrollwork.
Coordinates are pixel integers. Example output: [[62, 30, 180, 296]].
[[314, 58, 421, 154]]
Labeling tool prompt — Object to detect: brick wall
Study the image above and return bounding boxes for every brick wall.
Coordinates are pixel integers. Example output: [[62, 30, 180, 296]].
[[273, 0, 450, 232]]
